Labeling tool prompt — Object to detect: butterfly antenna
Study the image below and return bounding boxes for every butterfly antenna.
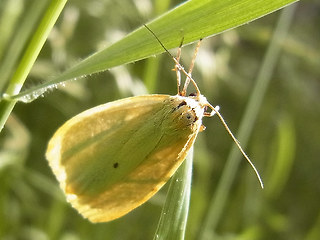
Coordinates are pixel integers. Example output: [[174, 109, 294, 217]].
[[144, 24, 201, 96], [175, 38, 183, 94], [207, 104, 264, 189]]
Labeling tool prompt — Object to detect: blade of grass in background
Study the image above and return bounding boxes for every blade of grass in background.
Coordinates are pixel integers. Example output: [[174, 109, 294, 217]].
[[154, 147, 193, 240], [199, 4, 297, 239], [0, 0, 23, 61], [265, 114, 296, 199], [0, 0, 67, 132], [4, 0, 298, 105], [0, 0, 49, 91]]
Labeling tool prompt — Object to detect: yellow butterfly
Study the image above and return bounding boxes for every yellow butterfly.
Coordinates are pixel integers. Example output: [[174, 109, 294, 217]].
[[46, 26, 263, 223]]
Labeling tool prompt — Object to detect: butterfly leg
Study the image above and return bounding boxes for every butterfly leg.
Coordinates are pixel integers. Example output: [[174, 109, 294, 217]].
[[181, 39, 202, 96], [174, 38, 183, 95]]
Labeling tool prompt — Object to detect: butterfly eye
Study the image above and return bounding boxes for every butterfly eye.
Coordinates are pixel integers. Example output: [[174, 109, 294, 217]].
[[183, 111, 198, 123]]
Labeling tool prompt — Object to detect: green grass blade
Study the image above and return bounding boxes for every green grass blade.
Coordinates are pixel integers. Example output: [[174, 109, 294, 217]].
[[153, 147, 193, 240], [0, 0, 23, 61], [0, 0, 67, 132], [265, 114, 296, 199], [8, 0, 298, 102], [0, 0, 49, 91]]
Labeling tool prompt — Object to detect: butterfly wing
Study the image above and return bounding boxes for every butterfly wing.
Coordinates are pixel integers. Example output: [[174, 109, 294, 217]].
[[46, 94, 202, 222]]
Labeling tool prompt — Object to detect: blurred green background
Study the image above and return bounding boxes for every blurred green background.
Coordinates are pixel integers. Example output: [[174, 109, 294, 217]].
[[0, 0, 319, 239]]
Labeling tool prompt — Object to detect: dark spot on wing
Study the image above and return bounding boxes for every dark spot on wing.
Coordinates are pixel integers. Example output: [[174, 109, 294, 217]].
[[177, 100, 187, 108], [172, 100, 187, 112], [113, 162, 119, 168]]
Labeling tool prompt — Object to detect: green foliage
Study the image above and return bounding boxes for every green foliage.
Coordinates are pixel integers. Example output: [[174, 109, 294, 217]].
[[1, 0, 320, 240]]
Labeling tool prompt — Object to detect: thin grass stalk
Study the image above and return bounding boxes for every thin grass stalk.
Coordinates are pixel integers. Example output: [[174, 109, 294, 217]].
[[154, 147, 193, 240], [0, 0, 67, 132], [199, 4, 298, 239]]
